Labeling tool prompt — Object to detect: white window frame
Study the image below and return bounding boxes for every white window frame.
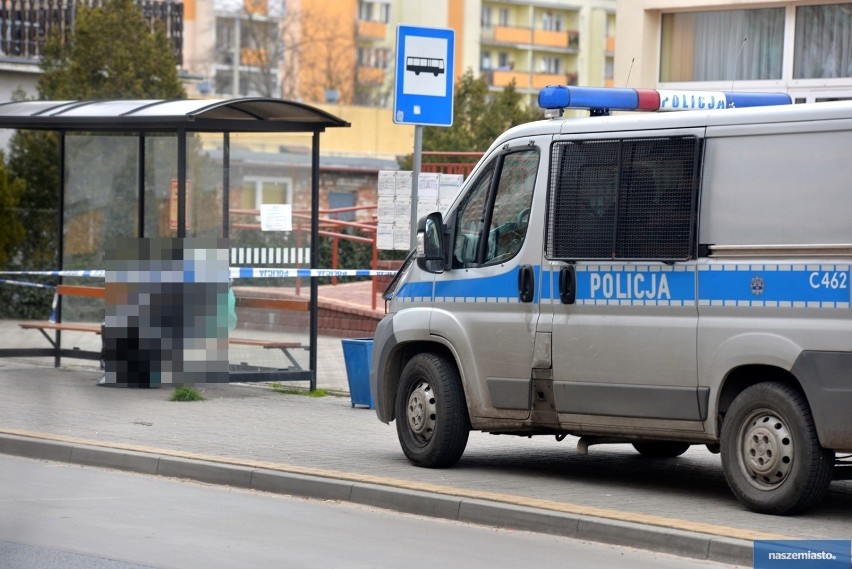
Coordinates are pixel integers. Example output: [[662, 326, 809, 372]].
[[541, 56, 562, 74], [244, 176, 294, 210]]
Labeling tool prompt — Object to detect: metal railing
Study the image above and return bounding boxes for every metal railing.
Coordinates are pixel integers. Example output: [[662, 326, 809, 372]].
[[230, 205, 383, 310], [421, 151, 482, 177], [0, 0, 183, 64]]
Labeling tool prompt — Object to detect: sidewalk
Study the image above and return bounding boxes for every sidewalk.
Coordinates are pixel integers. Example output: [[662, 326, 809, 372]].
[[1, 360, 852, 566]]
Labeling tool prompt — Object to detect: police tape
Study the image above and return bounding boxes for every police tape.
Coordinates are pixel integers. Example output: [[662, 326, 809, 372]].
[[0, 278, 56, 289], [0, 268, 397, 280], [230, 268, 397, 279]]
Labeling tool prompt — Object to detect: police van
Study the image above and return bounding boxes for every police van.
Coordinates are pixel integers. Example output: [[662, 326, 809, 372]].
[[370, 86, 852, 515]]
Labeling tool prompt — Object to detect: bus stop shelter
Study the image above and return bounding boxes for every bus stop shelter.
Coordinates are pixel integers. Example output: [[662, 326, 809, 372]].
[[0, 98, 350, 390]]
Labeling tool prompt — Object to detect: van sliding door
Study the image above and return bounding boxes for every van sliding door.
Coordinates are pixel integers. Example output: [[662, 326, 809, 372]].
[[544, 131, 707, 431]]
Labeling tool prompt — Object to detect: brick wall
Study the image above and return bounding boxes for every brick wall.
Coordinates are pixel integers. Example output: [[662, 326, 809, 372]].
[[236, 300, 381, 338]]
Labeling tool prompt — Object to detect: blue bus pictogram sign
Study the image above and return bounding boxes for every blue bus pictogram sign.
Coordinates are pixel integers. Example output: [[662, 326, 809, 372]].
[[394, 25, 455, 126]]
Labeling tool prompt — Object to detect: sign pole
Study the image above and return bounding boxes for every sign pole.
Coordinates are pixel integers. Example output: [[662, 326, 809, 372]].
[[393, 24, 454, 252], [410, 124, 423, 250]]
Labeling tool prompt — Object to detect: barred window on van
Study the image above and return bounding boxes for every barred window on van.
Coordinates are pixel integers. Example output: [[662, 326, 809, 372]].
[[546, 136, 699, 261]]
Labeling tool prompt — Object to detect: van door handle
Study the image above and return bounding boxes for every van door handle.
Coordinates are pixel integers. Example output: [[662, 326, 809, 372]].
[[559, 265, 576, 304], [518, 264, 534, 303]]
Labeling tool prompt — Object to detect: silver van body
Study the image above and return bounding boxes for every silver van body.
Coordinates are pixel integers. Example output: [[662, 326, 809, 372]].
[[371, 99, 852, 515]]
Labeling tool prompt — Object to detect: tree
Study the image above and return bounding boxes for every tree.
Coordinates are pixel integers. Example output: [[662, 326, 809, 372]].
[[398, 70, 542, 170], [0, 152, 25, 267], [279, 7, 357, 103], [1, 0, 187, 317], [38, 0, 185, 100]]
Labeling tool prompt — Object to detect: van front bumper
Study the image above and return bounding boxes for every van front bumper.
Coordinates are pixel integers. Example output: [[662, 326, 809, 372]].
[[792, 350, 852, 451]]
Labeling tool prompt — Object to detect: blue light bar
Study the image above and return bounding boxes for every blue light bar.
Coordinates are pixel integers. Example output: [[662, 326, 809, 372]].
[[538, 86, 792, 114], [723, 91, 792, 108], [539, 86, 640, 112]]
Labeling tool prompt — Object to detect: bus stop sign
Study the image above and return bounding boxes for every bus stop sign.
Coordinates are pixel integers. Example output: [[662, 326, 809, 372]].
[[393, 25, 455, 127]]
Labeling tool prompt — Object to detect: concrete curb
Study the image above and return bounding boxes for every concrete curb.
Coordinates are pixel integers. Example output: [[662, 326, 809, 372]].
[[0, 433, 752, 566]]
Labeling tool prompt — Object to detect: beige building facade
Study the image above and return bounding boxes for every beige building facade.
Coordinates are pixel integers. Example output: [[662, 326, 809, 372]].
[[615, 1, 852, 102], [184, 0, 616, 109]]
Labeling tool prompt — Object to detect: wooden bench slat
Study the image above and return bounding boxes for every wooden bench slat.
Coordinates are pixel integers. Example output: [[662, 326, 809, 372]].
[[56, 284, 105, 299], [229, 338, 303, 349]]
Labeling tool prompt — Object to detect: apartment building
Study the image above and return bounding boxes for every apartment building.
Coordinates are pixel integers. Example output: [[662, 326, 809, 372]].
[[615, 1, 852, 102], [185, 0, 616, 105]]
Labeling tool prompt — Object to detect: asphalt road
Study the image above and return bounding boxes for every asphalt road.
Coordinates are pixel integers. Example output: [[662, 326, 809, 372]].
[[0, 454, 746, 569]]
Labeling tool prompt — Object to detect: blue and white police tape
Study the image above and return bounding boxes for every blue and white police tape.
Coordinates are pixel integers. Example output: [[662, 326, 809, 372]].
[[0, 268, 397, 280], [0, 278, 56, 289], [230, 267, 397, 279], [0, 270, 105, 278]]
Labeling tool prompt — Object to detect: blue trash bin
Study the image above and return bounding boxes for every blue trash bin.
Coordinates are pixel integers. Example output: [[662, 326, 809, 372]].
[[341, 338, 374, 408]]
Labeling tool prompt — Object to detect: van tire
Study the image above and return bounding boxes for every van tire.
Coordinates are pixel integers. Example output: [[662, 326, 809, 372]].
[[720, 382, 834, 515], [632, 441, 691, 458], [395, 353, 470, 468]]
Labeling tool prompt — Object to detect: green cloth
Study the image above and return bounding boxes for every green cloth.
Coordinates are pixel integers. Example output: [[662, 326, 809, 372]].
[[227, 288, 237, 331]]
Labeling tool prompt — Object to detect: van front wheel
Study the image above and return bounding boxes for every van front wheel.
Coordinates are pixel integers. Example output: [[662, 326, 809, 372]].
[[395, 353, 470, 468], [720, 383, 834, 515]]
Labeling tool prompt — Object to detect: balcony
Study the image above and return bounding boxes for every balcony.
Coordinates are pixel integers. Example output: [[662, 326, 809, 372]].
[[533, 29, 580, 51], [605, 35, 615, 54], [482, 25, 580, 52], [356, 65, 385, 85], [0, 0, 183, 64], [357, 19, 385, 41], [484, 69, 578, 90], [244, 0, 267, 16]]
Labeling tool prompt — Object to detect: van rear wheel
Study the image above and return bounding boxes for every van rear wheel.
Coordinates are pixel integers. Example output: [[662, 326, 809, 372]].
[[720, 382, 834, 515], [395, 353, 470, 468], [632, 441, 691, 458]]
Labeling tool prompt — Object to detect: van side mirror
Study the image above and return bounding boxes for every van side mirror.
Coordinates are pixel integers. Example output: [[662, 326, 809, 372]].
[[416, 212, 447, 273]]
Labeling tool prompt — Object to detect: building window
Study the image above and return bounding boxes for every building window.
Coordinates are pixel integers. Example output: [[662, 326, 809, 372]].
[[660, 8, 784, 82], [481, 6, 492, 28], [794, 4, 852, 79], [542, 11, 563, 32], [358, 47, 390, 69], [541, 56, 562, 74], [481, 51, 492, 70], [241, 177, 293, 211], [499, 8, 510, 27], [358, 1, 373, 21], [498, 52, 512, 70]]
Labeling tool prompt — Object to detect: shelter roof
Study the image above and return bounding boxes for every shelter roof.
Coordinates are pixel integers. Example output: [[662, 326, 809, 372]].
[[0, 98, 350, 133]]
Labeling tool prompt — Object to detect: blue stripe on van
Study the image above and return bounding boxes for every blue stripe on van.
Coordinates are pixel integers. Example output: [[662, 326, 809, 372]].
[[396, 280, 434, 300], [434, 265, 535, 303], [697, 265, 851, 305], [395, 263, 851, 308]]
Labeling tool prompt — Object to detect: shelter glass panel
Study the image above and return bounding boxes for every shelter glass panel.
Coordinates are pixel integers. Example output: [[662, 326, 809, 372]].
[[225, 132, 316, 380], [62, 134, 139, 323], [187, 134, 224, 239], [143, 134, 178, 238]]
